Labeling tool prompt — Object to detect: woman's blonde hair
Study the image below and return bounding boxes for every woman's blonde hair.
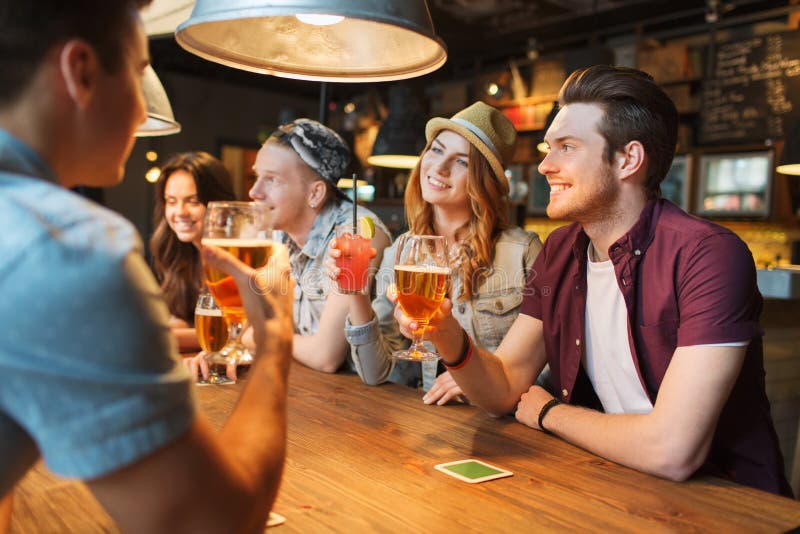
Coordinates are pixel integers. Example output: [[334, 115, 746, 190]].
[[404, 134, 511, 301]]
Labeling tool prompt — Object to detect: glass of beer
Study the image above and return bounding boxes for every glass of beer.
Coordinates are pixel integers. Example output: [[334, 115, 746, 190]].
[[201, 201, 272, 376], [391, 234, 450, 361], [194, 289, 229, 383]]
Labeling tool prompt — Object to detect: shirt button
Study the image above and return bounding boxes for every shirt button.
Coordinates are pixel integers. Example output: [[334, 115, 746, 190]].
[[317, 288, 324, 295], [458, 303, 466, 314], [561, 388, 569, 398], [575, 338, 581, 346], [634, 249, 641, 256], [494, 300, 503, 310]]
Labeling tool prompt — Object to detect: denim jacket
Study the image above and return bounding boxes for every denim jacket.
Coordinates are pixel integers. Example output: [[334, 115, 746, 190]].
[[344, 226, 542, 389], [282, 199, 391, 338]]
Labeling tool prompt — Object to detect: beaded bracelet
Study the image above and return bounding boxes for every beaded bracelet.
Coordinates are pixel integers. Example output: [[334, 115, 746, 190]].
[[538, 398, 561, 435], [442, 330, 472, 370]]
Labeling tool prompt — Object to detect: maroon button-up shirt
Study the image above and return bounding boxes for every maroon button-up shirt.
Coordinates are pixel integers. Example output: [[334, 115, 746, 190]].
[[521, 199, 792, 496]]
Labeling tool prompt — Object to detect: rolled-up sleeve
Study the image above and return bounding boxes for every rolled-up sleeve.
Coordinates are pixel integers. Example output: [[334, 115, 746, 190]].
[[676, 232, 763, 346], [344, 240, 410, 385]]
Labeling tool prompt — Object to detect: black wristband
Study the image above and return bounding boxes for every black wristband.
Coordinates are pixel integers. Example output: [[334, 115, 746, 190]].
[[538, 398, 561, 435]]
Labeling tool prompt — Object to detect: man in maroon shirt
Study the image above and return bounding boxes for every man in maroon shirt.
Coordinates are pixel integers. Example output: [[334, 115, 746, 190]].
[[396, 65, 792, 496]]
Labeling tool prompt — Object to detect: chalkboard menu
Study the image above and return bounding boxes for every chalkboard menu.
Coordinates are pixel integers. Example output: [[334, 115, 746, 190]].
[[700, 32, 800, 145]]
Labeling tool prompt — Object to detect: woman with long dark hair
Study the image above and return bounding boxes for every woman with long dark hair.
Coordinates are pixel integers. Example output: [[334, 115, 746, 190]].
[[150, 151, 236, 350]]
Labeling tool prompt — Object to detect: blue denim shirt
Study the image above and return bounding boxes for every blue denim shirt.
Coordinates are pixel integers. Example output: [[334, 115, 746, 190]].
[[345, 226, 542, 389], [0, 130, 194, 493]]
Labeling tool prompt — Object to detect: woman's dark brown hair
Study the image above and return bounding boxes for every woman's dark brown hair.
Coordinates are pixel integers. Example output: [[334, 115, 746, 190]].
[[149, 151, 236, 324]]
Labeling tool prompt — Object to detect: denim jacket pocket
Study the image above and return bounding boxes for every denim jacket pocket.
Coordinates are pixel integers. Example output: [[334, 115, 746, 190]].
[[473, 291, 523, 351]]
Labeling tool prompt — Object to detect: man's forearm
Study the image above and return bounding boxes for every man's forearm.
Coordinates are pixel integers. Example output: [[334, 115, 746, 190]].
[[536, 403, 704, 481], [448, 345, 525, 416], [292, 333, 346, 373], [219, 340, 292, 510]]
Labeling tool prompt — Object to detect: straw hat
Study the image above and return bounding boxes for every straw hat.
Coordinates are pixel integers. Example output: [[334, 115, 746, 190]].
[[425, 101, 517, 184]]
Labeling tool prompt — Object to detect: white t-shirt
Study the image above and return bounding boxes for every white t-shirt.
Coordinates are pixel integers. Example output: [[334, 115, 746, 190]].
[[583, 244, 749, 415], [584, 248, 653, 414]]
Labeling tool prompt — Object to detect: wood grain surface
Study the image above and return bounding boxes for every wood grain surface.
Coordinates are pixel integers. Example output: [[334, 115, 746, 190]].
[[10, 363, 800, 533]]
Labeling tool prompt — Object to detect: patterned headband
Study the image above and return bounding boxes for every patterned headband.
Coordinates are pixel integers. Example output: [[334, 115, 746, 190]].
[[269, 119, 351, 191]]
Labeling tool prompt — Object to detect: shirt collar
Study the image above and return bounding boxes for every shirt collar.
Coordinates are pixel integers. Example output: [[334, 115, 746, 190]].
[[0, 129, 59, 184], [286, 199, 347, 260], [571, 198, 660, 262]]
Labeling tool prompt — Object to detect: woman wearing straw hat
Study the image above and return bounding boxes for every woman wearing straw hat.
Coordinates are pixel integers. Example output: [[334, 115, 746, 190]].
[[329, 102, 543, 403]]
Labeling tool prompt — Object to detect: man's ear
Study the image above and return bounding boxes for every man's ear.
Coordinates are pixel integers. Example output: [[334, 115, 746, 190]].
[[307, 179, 327, 208], [616, 140, 645, 181], [59, 39, 99, 110]]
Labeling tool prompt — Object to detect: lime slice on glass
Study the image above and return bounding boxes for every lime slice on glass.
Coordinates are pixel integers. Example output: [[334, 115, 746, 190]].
[[359, 216, 375, 239]]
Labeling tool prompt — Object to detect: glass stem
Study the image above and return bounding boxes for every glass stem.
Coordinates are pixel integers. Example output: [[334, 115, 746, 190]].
[[222, 318, 246, 365], [228, 320, 244, 345], [410, 325, 426, 354]]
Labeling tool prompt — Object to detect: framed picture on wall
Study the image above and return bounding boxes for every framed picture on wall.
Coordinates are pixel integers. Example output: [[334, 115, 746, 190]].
[[527, 166, 551, 215], [695, 151, 773, 218], [662, 154, 691, 211]]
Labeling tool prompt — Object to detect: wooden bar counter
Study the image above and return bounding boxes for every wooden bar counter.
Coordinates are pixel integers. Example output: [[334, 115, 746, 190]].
[[10, 363, 800, 532]]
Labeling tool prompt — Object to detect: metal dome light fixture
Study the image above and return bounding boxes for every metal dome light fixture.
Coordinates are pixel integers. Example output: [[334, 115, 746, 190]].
[[136, 66, 182, 137], [175, 0, 448, 82]]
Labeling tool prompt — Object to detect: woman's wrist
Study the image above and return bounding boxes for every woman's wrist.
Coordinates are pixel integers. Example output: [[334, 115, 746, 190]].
[[348, 292, 376, 326]]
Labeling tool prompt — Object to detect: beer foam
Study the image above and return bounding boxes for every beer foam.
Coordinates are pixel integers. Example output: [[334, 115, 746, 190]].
[[394, 265, 451, 275], [202, 238, 272, 247], [195, 308, 223, 316]]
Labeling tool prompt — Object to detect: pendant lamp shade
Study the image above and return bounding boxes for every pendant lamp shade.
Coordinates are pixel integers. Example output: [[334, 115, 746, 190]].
[[368, 86, 426, 169], [141, 0, 195, 37], [175, 0, 447, 82], [136, 66, 182, 137]]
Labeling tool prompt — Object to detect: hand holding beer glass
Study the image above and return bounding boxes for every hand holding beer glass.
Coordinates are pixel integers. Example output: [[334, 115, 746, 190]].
[[202, 201, 272, 378], [392, 234, 451, 361]]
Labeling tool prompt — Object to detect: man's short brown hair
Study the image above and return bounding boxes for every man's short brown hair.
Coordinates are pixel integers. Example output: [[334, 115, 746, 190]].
[[559, 65, 678, 198], [0, 0, 152, 106]]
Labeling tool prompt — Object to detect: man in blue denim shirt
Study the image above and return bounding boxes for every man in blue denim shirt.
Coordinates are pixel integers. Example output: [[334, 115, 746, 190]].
[[0, 1, 296, 529], [247, 119, 391, 372]]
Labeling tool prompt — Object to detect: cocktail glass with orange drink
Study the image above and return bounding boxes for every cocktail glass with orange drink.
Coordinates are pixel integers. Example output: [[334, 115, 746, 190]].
[[391, 234, 450, 361]]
